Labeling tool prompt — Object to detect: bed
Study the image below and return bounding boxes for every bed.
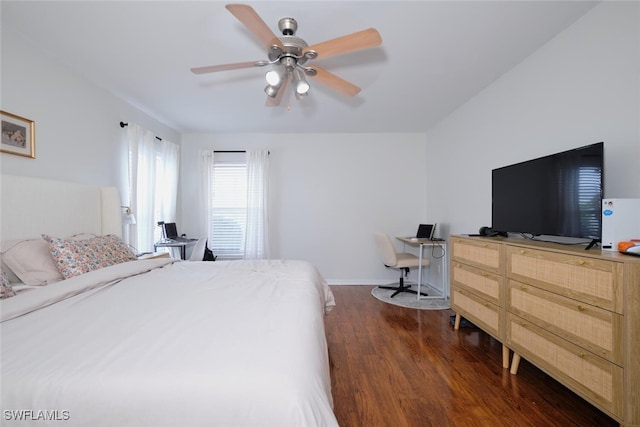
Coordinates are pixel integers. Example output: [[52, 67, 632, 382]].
[[0, 175, 338, 426]]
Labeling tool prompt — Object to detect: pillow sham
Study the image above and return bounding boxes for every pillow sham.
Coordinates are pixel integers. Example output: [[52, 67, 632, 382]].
[[1, 239, 65, 286], [1, 268, 16, 299], [44, 234, 137, 279]]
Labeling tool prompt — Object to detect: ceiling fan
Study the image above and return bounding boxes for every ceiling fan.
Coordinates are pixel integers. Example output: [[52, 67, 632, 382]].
[[191, 4, 382, 106]]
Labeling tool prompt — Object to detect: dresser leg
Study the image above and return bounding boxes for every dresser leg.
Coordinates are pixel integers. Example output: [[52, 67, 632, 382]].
[[502, 345, 510, 369], [510, 353, 521, 375], [454, 313, 461, 330]]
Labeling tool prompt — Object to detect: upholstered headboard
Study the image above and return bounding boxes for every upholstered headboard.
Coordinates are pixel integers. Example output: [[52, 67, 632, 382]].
[[0, 174, 122, 242]]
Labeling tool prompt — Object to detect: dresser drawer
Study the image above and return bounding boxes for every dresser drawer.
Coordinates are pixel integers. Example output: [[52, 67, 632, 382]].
[[451, 238, 503, 275], [451, 286, 501, 339], [452, 262, 504, 306], [508, 280, 622, 365], [507, 313, 623, 419], [506, 246, 623, 313]]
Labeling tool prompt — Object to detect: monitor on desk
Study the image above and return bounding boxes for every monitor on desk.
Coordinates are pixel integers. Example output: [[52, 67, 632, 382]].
[[163, 222, 179, 239], [162, 222, 195, 243], [416, 223, 436, 240]]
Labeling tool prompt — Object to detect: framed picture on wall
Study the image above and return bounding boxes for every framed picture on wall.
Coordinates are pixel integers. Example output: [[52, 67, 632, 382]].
[[1, 110, 35, 158]]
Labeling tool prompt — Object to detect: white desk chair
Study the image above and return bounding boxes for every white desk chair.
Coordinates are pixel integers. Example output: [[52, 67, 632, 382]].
[[188, 238, 208, 261], [373, 232, 430, 298]]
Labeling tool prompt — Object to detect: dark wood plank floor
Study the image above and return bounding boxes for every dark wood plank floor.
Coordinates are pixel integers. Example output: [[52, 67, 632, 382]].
[[325, 286, 618, 427]]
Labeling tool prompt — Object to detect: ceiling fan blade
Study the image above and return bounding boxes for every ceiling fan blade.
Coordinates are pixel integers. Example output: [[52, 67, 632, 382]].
[[226, 4, 284, 51], [303, 28, 382, 60], [190, 60, 268, 74], [309, 66, 361, 97], [266, 75, 289, 107]]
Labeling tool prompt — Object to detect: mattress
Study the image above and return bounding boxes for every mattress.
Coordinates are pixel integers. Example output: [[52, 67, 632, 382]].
[[1, 258, 338, 426]]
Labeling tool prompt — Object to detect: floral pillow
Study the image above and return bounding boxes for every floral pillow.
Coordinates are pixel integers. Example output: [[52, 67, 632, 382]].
[[43, 234, 137, 279], [1, 268, 16, 299]]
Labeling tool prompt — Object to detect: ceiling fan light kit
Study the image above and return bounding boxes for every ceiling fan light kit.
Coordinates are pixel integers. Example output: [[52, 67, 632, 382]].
[[191, 4, 382, 106], [291, 68, 310, 95], [265, 69, 281, 86]]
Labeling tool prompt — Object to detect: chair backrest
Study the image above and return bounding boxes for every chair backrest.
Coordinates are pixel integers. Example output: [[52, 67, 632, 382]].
[[373, 232, 398, 267], [188, 237, 208, 261]]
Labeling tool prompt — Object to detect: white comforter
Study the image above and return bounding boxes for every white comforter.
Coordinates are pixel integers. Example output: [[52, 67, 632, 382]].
[[1, 259, 338, 426]]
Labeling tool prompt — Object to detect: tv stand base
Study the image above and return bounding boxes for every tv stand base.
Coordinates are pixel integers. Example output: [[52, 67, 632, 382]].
[[585, 238, 600, 250]]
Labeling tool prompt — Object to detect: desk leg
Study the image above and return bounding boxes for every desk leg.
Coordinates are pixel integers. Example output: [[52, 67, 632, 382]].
[[443, 245, 448, 299], [181, 246, 186, 260], [417, 244, 424, 300]]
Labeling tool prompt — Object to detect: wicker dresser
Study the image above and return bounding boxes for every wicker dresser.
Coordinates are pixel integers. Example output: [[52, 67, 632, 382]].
[[450, 235, 640, 426], [450, 236, 509, 368]]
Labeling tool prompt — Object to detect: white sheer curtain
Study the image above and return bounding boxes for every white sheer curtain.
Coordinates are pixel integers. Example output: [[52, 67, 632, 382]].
[[127, 123, 180, 253], [127, 123, 155, 252], [244, 150, 270, 259], [199, 150, 270, 260], [198, 150, 215, 245], [155, 140, 180, 226]]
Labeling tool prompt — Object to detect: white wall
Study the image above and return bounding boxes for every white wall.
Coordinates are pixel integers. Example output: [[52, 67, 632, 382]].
[[425, 2, 640, 236], [180, 132, 429, 284], [5, 1, 637, 284], [0, 31, 180, 194]]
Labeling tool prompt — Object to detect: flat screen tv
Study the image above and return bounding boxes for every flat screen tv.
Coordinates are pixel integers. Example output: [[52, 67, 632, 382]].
[[491, 142, 604, 241]]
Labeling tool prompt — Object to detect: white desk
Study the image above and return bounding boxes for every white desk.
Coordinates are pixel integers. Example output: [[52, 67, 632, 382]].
[[153, 239, 197, 260], [396, 237, 448, 300]]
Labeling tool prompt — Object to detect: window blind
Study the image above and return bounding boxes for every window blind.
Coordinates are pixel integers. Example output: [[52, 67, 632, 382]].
[[209, 152, 247, 259]]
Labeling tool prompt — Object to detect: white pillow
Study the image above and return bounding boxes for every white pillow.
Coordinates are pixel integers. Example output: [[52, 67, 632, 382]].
[[1, 239, 64, 286]]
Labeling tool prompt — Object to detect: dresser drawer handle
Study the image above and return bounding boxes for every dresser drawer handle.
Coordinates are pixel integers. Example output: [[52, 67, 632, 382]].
[[578, 352, 587, 358], [577, 259, 586, 265], [520, 285, 527, 291], [519, 322, 527, 327], [577, 305, 586, 311], [519, 249, 526, 255]]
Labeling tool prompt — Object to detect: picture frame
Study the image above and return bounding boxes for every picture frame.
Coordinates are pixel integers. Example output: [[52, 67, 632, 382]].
[[1, 110, 35, 158]]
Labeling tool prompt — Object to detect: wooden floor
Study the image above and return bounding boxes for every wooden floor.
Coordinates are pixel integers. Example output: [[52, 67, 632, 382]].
[[325, 286, 618, 427]]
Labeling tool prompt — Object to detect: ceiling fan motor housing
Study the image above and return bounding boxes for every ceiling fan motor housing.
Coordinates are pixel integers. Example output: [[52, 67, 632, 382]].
[[269, 38, 310, 69], [278, 17, 297, 36], [267, 17, 314, 66]]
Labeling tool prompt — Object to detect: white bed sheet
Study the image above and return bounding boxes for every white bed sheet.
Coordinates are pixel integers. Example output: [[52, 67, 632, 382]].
[[1, 259, 338, 426]]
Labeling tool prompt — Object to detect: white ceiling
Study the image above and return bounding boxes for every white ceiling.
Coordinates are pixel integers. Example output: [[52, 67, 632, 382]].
[[1, 1, 598, 134]]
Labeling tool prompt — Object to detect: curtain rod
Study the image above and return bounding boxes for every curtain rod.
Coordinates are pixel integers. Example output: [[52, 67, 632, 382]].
[[119, 121, 162, 141], [214, 150, 270, 155]]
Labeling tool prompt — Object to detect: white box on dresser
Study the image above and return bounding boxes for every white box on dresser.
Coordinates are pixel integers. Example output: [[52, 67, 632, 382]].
[[601, 198, 640, 251]]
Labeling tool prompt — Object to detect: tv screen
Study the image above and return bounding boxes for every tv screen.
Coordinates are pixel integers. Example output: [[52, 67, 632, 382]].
[[492, 142, 604, 240]]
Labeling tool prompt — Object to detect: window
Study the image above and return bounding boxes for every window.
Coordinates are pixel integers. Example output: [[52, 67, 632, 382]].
[[201, 150, 270, 260], [209, 152, 247, 259]]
